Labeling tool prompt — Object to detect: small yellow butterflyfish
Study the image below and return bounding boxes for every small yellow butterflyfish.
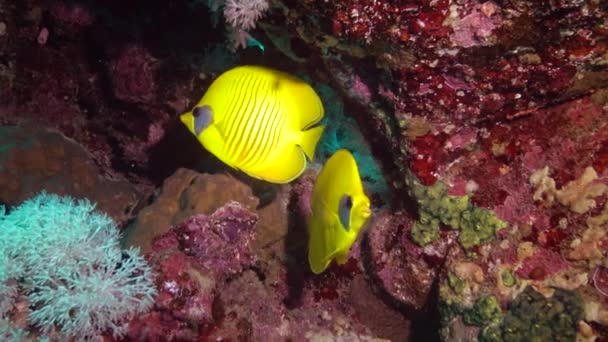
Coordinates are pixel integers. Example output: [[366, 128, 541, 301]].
[[180, 65, 326, 184], [308, 149, 372, 274]]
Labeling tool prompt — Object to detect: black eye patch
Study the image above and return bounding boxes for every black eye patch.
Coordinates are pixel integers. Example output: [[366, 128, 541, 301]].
[[193, 105, 213, 135], [338, 195, 353, 231]]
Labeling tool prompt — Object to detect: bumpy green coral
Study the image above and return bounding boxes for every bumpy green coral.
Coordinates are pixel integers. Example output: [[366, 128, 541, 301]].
[[501, 270, 516, 287], [410, 180, 507, 248], [438, 273, 468, 341], [438, 300, 462, 340], [459, 207, 507, 249], [411, 212, 441, 245], [481, 287, 583, 342], [447, 272, 466, 295], [442, 287, 583, 342], [463, 296, 502, 326]]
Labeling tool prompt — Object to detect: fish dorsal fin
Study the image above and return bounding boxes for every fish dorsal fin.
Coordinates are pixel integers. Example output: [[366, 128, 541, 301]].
[[338, 195, 352, 231], [273, 73, 324, 131], [193, 105, 214, 135]]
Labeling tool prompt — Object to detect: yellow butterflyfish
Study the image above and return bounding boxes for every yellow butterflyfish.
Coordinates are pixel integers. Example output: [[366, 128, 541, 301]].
[[308, 149, 372, 274], [180, 65, 325, 184]]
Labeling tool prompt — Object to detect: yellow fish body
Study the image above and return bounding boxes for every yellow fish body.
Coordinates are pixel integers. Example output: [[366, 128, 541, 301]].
[[180, 65, 325, 184], [308, 149, 372, 274]]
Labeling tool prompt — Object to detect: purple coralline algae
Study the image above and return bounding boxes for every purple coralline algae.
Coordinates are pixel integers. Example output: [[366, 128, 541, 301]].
[[128, 202, 258, 340]]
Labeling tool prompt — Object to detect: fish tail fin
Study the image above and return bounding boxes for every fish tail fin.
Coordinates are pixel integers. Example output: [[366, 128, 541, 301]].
[[299, 125, 325, 161]]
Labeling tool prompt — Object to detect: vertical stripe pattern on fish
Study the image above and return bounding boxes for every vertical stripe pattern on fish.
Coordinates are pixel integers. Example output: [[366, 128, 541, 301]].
[[180, 65, 326, 184]]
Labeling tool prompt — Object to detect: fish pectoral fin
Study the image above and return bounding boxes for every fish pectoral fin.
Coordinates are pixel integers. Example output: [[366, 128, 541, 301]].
[[250, 144, 307, 184]]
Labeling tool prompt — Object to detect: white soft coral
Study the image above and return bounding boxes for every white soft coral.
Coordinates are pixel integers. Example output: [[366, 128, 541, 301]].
[[223, 0, 269, 31]]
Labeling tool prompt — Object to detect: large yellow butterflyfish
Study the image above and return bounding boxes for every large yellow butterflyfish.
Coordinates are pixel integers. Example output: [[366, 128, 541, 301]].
[[308, 149, 372, 274], [180, 65, 325, 184]]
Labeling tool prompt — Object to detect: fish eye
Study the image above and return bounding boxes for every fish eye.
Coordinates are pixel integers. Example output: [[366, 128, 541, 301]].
[[193, 105, 213, 135], [338, 195, 353, 231], [193, 106, 204, 117]]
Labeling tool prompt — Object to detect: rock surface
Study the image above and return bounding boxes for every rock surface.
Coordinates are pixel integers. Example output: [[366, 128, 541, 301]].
[[0, 125, 139, 225], [125, 168, 259, 254]]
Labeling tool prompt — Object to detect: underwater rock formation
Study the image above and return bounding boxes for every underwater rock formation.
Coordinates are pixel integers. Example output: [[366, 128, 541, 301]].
[[130, 200, 391, 340], [1, 0, 607, 339], [128, 201, 259, 340], [125, 168, 259, 254], [0, 125, 139, 225], [365, 210, 450, 312]]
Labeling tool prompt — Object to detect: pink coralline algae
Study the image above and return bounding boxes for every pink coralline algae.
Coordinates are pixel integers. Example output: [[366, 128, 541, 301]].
[[173, 204, 257, 276], [515, 248, 568, 281], [365, 210, 453, 311], [128, 202, 258, 340], [110, 45, 158, 104], [121, 119, 168, 165], [449, 3, 501, 48], [320, 0, 450, 44]]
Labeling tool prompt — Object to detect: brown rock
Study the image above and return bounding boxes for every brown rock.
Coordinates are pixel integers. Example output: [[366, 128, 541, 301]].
[[124, 168, 259, 254], [349, 274, 411, 341], [365, 210, 448, 312], [0, 125, 139, 225], [254, 184, 290, 259]]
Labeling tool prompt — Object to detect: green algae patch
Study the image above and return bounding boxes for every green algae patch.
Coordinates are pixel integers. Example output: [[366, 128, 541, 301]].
[[500, 270, 516, 287], [447, 272, 466, 295], [463, 296, 502, 327], [441, 287, 582, 342], [482, 287, 583, 342], [410, 180, 507, 249]]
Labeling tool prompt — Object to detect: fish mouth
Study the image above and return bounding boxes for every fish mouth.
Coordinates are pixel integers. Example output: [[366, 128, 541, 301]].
[[362, 208, 372, 218], [179, 112, 191, 126]]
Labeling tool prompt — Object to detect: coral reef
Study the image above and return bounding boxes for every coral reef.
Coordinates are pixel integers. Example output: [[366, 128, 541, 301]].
[[486, 287, 583, 342], [127, 201, 259, 340], [1, 0, 607, 339], [124, 168, 259, 253], [128, 200, 391, 340]]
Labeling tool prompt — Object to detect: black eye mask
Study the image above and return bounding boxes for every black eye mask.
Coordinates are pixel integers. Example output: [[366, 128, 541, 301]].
[[193, 105, 213, 135], [338, 195, 353, 231]]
